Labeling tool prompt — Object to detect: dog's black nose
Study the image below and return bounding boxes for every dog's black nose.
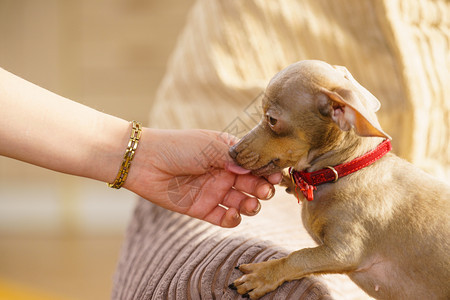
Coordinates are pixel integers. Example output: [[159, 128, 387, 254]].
[[229, 145, 238, 159]]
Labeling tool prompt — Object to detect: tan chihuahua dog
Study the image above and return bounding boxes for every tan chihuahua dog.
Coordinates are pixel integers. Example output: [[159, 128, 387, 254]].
[[228, 60, 449, 299]]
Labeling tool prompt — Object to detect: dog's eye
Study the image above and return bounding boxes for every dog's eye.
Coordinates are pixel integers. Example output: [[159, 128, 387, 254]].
[[266, 115, 278, 127]]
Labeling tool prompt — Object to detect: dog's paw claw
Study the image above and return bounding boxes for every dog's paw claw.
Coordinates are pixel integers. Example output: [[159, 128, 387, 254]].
[[235, 265, 240, 270], [228, 283, 237, 290]]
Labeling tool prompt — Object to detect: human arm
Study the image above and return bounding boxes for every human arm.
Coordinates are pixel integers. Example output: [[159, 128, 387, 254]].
[[0, 67, 129, 183]]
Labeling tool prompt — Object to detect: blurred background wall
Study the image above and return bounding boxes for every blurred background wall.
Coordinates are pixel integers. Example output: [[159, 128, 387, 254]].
[[0, 0, 193, 299]]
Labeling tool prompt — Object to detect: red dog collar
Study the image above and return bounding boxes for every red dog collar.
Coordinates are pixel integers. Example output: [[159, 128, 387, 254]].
[[289, 139, 392, 202]]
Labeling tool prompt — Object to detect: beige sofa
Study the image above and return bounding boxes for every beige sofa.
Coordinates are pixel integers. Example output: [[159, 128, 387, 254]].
[[112, 1, 449, 299]]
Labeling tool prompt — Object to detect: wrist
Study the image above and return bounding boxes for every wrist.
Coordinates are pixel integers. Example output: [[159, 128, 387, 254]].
[[107, 121, 143, 189], [121, 127, 159, 191], [85, 115, 131, 184]]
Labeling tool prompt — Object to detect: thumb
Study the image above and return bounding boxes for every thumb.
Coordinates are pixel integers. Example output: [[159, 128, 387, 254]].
[[215, 131, 240, 147], [202, 131, 249, 172], [212, 133, 251, 174]]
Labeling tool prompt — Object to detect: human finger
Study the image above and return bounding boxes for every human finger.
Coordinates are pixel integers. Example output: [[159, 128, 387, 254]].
[[266, 172, 283, 185], [202, 206, 241, 228], [226, 163, 282, 185], [233, 174, 275, 200], [239, 197, 261, 216], [213, 131, 239, 146], [222, 188, 260, 216], [225, 162, 252, 175]]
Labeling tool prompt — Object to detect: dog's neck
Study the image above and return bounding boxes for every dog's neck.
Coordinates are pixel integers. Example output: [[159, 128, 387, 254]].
[[298, 132, 385, 173]]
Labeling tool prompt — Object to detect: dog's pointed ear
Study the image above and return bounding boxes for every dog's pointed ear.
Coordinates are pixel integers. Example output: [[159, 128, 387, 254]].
[[318, 86, 391, 139], [332, 65, 381, 112]]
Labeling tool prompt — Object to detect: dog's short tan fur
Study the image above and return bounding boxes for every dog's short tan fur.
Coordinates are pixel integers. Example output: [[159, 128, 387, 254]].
[[229, 60, 450, 299]]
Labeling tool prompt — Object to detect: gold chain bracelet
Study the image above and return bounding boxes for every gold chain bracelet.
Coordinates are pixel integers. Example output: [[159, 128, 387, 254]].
[[108, 121, 142, 189]]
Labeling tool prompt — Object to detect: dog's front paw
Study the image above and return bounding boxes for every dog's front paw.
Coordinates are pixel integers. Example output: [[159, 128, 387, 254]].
[[230, 259, 286, 299]]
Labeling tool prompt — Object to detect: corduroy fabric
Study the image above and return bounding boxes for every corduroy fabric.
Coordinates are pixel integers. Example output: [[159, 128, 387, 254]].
[[112, 191, 370, 300]]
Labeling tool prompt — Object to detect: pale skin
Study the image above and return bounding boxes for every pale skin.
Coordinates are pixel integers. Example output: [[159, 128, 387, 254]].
[[0, 67, 281, 228]]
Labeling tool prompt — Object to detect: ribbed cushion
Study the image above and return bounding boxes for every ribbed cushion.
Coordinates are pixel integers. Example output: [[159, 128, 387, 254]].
[[112, 197, 333, 299], [112, 190, 371, 299]]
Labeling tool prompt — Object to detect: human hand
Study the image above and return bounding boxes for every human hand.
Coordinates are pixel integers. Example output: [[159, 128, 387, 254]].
[[124, 128, 282, 228]]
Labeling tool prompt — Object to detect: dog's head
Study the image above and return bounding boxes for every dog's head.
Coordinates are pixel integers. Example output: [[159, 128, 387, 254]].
[[229, 60, 390, 176]]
